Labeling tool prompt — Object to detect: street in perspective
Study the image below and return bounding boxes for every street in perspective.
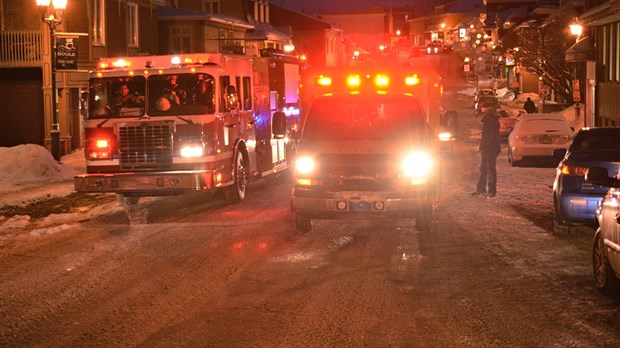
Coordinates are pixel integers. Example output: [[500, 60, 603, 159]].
[[2, 50, 619, 346], [1, 0, 620, 347]]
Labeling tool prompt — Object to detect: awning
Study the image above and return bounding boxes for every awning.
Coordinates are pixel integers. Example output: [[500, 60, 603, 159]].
[[565, 36, 593, 62]]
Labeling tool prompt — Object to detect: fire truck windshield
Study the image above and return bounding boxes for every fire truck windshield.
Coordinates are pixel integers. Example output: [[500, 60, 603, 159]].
[[302, 94, 430, 141], [147, 73, 215, 116], [88, 76, 146, 119]]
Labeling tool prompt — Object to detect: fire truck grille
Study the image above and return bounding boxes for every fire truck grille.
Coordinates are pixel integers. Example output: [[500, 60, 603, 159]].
[[321, 154, 395, 191], [118, 123, 174, 171]]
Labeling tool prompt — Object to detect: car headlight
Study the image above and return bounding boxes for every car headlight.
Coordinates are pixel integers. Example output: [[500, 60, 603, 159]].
[[401, 151, 433, 180]]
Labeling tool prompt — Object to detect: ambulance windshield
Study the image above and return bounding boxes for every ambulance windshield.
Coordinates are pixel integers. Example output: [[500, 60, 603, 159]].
[[302, 95, 429, 141]]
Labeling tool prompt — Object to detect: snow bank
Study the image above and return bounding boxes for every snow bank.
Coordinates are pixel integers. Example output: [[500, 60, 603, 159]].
[[0, 144, 82, 193]]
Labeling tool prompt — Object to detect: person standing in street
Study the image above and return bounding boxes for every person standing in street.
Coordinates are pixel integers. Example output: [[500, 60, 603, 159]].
[[472, 107, 501, 197], [523, 97, 537, 113]]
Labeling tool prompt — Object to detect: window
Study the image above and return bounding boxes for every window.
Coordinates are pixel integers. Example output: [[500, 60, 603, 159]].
[[92, 0, 105, 45], [242, 76, 252, 110], [127, 2, 139, 47], [171, 26, 192, 53], [220, 76, 231, 112], [202, 0, 219, 13]]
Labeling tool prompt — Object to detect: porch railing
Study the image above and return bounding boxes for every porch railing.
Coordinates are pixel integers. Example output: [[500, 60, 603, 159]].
[[0, 30, 42, 68]]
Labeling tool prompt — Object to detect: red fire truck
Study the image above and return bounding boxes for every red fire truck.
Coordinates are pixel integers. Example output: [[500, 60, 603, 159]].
[[74, 50, 304, 207]]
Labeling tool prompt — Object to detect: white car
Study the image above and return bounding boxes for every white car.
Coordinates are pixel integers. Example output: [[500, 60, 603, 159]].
[[507, 113, 574, 167]]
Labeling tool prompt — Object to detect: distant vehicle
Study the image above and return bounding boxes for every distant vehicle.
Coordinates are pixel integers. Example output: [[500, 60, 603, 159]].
[[507, 113, 574, 167], [497, 109, 517, 138], [585, 166, 620, 295], [552, 128, 620, 231], [425, 43, 441, 55], [474, 88, 495, 102], [475, 95, 499, 115]]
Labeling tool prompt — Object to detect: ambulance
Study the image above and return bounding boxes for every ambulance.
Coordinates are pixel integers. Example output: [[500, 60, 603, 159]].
[[291, 67, 443, 232]]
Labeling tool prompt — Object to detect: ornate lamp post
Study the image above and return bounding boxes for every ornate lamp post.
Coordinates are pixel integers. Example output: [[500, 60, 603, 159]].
[[569, 19, 584, 126], [569, 20, 583, 43], [36, 0, 67, 161]]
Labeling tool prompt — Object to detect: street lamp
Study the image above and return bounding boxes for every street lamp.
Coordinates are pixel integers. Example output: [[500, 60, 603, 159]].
[[569, 20, 583, 42], [36, 0, 67, 161]]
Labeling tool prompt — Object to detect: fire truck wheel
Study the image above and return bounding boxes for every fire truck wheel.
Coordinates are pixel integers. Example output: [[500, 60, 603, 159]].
[[295, 214, 312, 232], [116, 194, 140, 207], [416, 204, 432, 232], [224, 150, 247, 204]]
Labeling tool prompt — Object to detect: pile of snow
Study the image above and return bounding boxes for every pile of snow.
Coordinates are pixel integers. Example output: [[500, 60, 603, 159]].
[[0, 144, 83, 194]]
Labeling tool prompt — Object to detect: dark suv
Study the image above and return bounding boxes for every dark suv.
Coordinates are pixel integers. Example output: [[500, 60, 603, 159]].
[[552, 127, 620, 232]]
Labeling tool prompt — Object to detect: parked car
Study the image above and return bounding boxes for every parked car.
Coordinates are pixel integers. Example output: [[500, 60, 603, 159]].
[[584, 166, 620, 295], [552, 128, 620, 231], [474, 88, 496, 106], [507, 113, 573, 167], [497, 109, 518, 138], [475, 96, 499, 115]]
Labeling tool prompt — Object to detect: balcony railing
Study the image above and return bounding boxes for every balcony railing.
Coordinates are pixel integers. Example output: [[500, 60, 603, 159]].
[[0, 30, 42, 68]]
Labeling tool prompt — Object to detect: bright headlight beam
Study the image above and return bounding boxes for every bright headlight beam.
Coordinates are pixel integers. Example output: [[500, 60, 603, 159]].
[[401, 151, 433, 177], [295, 156, 315, 174]]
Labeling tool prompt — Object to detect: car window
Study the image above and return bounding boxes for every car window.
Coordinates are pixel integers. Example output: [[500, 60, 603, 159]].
[[571, 133, 620, 152]]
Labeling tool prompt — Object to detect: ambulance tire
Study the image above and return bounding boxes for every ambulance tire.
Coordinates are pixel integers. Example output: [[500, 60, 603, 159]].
[[224, 150, 247, 204], [295, 214, 312, 232], [416, 204, 432, 232]]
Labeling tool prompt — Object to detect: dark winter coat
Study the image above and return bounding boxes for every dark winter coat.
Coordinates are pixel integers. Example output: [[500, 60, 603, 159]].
[[479, 111, 501, 156], [524, 99, 537, 113]]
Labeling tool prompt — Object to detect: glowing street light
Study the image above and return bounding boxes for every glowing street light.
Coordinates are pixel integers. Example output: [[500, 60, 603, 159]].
[[569, 20, 583, 42], [36, 0, 68, 161]]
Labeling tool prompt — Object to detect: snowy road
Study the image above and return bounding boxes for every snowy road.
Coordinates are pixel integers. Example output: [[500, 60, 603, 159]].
[[1, 55, 619, 347]]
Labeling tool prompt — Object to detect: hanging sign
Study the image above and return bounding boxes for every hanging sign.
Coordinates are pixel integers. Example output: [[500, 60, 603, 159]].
[[55, 36, 78, 70]]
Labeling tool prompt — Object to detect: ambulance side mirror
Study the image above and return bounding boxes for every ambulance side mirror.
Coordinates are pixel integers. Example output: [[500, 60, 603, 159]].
[[272, 111, 287, 138], [225, 85, 239, 110]]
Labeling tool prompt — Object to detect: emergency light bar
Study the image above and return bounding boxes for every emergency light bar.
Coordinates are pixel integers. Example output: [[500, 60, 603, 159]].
[[95, 54, 219, 71], [312, 72, 421, 90]]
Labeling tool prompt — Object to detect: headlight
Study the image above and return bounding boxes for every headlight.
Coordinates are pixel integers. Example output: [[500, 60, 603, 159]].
[[295, 156, 315, 175], [180, 144, 204, 158], [401, 151, 433, 178], [438, 132, 453, 142]]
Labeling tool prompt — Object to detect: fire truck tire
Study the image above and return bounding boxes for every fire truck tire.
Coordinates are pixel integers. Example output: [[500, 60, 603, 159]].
[[224, 150, 247, 204], [295, 214, 312, 232], [116, 194, 140, 207], [416, 204, 432, 232]]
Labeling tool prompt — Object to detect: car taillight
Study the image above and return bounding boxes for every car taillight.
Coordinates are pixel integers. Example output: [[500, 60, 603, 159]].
[[560, 164, 588, 176], [555, 135, 570, 144], [516, 135, 536, 144]]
